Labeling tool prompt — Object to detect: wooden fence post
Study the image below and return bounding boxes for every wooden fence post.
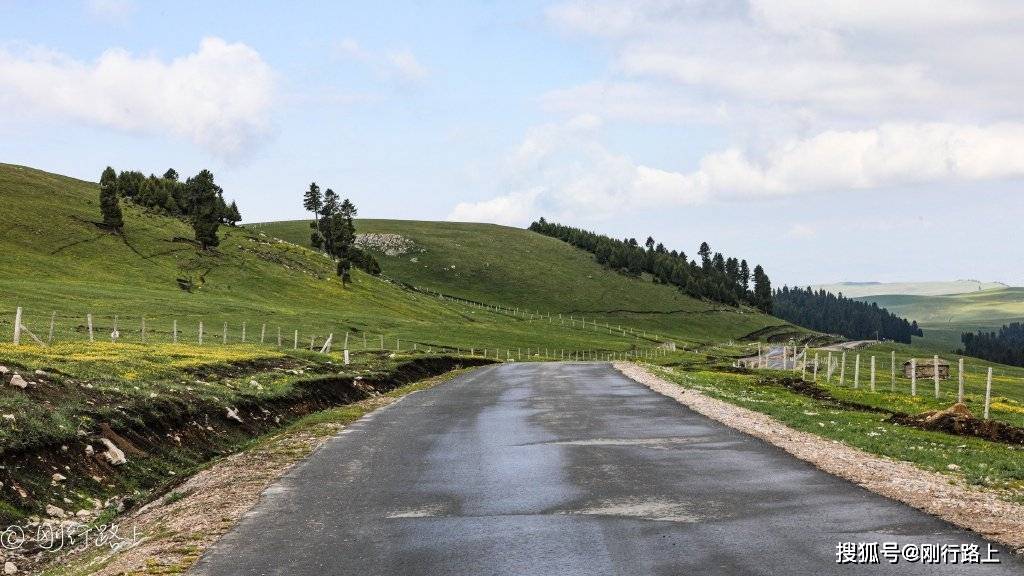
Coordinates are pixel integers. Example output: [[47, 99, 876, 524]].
[[870, 356, 876, 392], [911, 358, 917, 396], [891, 351, 896, 391], [87, 313, 94, 342], [199, 321, 204, 345], [260, 323, 266, 344], [294, 330, 298, 350], [48, 311, 55, 345], [13, 307, 22, 345], [853, 354, 860, 388], [958, 358, 965, 403], [173, 319, 178, 344], [223, 322, 228, 345], [813, 353, 819, 381], [839, 352, 846, 385], [984, 367, 992, 419], [344, 349, 350, 365], [242, 322, 247, 343], [933, 355, 940, 398], [826, 351, 833, 382]]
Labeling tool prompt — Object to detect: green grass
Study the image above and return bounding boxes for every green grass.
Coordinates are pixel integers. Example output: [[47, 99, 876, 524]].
[[855, 288, 1024, 352], [247, 218, 791, 345], [0, 163, 720, 358], [651, 366, 1024, 496]]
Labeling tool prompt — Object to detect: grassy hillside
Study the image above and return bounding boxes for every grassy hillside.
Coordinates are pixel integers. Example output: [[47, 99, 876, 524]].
[[248, 219, 789, 344], [0, 164, 681, 356], [857, 288, 1024, 352]]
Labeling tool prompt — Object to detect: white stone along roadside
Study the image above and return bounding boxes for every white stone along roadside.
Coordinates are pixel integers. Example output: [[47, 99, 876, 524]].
[[615, 362, 1024, 555]]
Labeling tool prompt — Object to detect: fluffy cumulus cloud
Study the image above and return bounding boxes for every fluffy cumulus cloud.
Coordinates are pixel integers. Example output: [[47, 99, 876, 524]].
[[441, 0, 1024, 225], [0, 37, 274, 158], [451, 117, 1024, 225]]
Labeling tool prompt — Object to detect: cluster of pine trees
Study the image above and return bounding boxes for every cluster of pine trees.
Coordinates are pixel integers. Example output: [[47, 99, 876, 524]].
[[99, 166, 241, 249], [772, 286, 923, 343], [528, 218, 773, 312], [959, 323, 1024, 367], [301, 183, 380, 285]]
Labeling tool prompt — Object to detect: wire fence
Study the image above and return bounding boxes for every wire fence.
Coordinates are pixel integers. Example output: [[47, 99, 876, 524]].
[[3, 306, 672, 364], [742, 344, 1005, 420]]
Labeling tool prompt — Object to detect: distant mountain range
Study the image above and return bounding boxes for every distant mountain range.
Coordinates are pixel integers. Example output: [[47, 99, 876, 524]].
[[810, 280, 1009, 298]]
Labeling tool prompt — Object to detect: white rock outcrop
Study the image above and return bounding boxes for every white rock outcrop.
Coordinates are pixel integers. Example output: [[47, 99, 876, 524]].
[[99, 438, 127, 465], [226, 407, 244, 423]]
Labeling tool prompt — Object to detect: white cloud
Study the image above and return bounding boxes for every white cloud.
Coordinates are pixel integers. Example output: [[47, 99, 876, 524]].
[[546, 0, 1024, 123], [0, 37, 274, 158], [386, 51, 429, 83], [449, 118, 1024, 225], [448, 188, 542, 226], [333, 38, 430, 84]]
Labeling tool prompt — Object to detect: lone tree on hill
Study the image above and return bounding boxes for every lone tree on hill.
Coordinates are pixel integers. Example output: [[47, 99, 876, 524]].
[[303, 182, 323, 248], [99, 166, 124, 232], [185, 169, 223, 249]]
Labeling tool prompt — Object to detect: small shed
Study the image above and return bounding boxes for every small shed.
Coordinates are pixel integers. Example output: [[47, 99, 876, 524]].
[[903, 358, 950, 380]]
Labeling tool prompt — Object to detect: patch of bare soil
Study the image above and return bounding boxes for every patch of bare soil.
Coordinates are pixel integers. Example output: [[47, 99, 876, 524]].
[[35, 393, 407, 576], [615, 362, 1024, 555], [890, 404, 1024, 445]]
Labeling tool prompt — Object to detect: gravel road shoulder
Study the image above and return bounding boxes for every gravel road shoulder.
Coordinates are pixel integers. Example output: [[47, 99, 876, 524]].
[[615, 362, 1024, 555]]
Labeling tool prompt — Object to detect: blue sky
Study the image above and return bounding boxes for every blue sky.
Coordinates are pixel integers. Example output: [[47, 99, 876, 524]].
[[2, 1, 1023, 287]]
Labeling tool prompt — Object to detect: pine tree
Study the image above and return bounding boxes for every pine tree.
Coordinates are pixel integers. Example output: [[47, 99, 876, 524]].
[[303, 182, 323, 247], [698, 242, 711, 270], [225, 201, 242, 226], [753, 265, 772, 313], [185, 169, 222, 249], [99, 166, 124, 232], [331, 198, 358, 286]]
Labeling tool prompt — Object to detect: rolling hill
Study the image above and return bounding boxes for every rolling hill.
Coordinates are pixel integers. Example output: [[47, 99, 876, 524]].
[[247, 219, 792, 344], [856, 288, 1024, 352], [1, 163, 691, 355], [813, 280, 1008, 298]]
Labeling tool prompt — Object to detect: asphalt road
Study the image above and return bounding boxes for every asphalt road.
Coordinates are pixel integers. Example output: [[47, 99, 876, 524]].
[[191, 363, 1022, 575]]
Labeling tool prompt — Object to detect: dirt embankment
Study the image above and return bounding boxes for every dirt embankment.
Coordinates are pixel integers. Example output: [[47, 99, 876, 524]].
[[0, 356, 493, 527], [16, 365, 480, 576]]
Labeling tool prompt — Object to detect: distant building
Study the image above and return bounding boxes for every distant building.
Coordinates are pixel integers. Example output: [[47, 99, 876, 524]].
[[903, 358, 950, 380]]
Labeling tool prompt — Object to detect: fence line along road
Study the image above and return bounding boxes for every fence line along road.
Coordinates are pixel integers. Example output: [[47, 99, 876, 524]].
[[6, 306, 674, 365]]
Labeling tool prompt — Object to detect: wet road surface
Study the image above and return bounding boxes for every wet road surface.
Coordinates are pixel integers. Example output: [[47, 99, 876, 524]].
[[191, 362, 1022, 575]]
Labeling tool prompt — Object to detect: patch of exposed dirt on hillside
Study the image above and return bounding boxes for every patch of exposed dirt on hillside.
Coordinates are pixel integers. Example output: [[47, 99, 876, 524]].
[[890, 404, 1024, 445], [616, 362, 1024, 556]]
